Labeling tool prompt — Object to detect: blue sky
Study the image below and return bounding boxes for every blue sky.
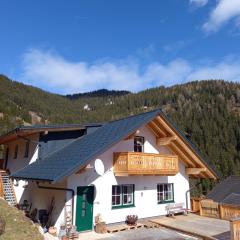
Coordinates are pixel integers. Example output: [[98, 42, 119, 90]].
[[1, 0, 240, 94]]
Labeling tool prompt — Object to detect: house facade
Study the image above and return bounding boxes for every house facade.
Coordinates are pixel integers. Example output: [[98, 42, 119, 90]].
[[0, 109, 218, 232]]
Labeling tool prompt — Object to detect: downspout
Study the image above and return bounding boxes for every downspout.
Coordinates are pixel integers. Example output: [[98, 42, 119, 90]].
[[37, 184, 75, 225], [185, 181, 202, 210]]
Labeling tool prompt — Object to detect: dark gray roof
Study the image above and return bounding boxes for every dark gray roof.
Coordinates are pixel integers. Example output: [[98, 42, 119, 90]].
[[207, 176, 240, 203], [0, 123, 101, 138], [11, 109, 161, 182], [11, 109, 218, 183], [13, 123, 102, 133], [221, 193, 240, 207]]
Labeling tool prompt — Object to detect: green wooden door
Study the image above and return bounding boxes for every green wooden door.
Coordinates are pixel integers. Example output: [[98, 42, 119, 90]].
[[76, 186, 94, 232]]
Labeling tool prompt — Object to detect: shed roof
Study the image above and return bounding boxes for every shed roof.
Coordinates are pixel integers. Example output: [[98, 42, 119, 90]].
[[221, 193, 240, 207], [207, 175, 240, 203]]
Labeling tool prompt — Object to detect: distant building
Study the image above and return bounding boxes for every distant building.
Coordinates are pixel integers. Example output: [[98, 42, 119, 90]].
[[83, 104, 91, 111]]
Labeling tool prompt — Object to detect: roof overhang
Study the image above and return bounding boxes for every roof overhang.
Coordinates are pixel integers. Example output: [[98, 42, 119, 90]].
[[0, 125, 87, 144], [146, 112, 219, 179]]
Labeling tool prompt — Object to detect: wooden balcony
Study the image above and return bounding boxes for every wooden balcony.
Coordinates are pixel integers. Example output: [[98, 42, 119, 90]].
[[113, 152, 179, 176]]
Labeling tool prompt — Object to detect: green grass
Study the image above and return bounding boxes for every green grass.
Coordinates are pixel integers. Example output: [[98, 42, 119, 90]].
[[0, 199, 43, 240]]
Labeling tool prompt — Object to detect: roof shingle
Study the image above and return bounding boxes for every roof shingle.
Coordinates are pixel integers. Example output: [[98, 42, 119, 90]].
[[11, 109, 160, 182]]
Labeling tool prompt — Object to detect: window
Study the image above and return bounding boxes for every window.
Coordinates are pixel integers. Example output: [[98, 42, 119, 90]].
[[157, 183, 174, 204], [14, 145, 18, 159], [24, 142, 30, 158], [112, 184, 134, 209], [134, 136, 144, 152]]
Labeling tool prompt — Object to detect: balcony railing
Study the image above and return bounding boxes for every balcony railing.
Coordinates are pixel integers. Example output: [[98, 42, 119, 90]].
[[113, 152, 179, 176]]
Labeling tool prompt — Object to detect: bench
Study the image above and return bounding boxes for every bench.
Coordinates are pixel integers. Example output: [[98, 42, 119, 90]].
[[165, 202, 188, 217]]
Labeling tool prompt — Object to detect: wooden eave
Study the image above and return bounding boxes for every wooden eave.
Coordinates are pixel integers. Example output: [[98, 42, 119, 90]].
[[0, 126, 86, 145], [147, 114, 218, 180]]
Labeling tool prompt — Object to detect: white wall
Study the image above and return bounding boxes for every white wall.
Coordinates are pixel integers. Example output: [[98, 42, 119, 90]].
[[4, 134, 39, 202], [67, 126, 190, 226], [28, 181, 67, 230]]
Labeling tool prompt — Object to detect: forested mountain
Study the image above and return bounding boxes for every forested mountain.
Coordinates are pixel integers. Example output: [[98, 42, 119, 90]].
[[66, 89, 130, 99], [1, 74, 240, 191]]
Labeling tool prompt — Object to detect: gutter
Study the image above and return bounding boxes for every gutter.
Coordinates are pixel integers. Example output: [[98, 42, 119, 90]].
[[37, 184, 75, 225]]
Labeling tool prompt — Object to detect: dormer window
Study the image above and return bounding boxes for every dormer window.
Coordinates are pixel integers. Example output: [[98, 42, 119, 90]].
[[14, 145, 18, 159], [134, 136, 144, 152]]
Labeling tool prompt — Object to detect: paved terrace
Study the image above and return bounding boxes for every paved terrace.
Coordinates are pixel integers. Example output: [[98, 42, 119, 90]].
[[44, 214, 231, 240], [150, 213, 230, 240]]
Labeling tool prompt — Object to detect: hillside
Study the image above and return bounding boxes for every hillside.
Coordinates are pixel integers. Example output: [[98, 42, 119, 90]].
[[0, 198, 43, 240], [1, 74, 240, 191]]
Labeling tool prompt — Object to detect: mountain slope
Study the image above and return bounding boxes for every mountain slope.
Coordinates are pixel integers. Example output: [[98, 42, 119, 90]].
[[1, 75, 240, 186]]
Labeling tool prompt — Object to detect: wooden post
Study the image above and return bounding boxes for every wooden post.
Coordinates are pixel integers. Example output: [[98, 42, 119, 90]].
[[199, 200, 203, 216], [219, 204, 224, 219], [0, 174, 4, 198], [230, 217, 240, 240]]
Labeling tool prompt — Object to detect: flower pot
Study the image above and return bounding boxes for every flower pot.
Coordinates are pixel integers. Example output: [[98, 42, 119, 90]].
[[48, 226, 57, 235], [126, 215, 138, 225]]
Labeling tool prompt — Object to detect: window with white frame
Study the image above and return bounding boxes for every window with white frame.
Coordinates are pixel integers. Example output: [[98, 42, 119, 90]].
[[157, 183, 174, 203], [112, 184, 134, 208]]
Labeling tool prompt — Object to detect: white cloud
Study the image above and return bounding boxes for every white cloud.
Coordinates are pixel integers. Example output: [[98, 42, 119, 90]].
[[20, 48, 240, 94], [190, 0, 208, 8], [203, 0, 240, 32]]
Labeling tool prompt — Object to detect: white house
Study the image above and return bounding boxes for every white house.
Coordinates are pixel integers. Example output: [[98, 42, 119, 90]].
[[0, 109, 218, 232]]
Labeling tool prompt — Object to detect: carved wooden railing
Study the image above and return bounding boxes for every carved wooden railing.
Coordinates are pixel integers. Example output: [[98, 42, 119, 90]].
[[113, 152, 179, 176], [230, 217, 240, 240]]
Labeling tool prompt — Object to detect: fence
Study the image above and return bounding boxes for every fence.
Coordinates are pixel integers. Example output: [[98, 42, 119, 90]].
[[230, 218, 240, 240], [193, 198, 240, 221], [192, 198, 240, 240], [199, 199, 220, 218], [220, 205, 240, 221], [190, 197, 202, 212]]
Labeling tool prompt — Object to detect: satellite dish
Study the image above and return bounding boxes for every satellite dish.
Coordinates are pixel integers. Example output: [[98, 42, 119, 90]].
[[94, 159, 105, 176]]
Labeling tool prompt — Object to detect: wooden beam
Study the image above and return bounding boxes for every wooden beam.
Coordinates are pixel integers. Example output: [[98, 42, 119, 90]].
[[168, 142, 195, 167], [155, 116, 176, 136], [186, 167, 206, 175], [156, 136, 177, 146], [146, 123, 160, 137], [149, 121, 167, 137], [153, 118, 170, 136]]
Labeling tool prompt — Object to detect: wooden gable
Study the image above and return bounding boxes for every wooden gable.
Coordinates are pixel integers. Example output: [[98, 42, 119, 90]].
[[146, 114, 217, 179]]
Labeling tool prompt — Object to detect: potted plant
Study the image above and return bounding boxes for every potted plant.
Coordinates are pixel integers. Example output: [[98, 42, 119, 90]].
[[126, 215, 138, 225]]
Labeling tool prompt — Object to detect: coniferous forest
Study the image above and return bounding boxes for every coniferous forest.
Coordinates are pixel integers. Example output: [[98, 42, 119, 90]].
[[1, 74, 240, 192]]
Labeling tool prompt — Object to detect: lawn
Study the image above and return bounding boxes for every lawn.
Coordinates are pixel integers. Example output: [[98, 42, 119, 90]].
[[0, 198, 43, 240]]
